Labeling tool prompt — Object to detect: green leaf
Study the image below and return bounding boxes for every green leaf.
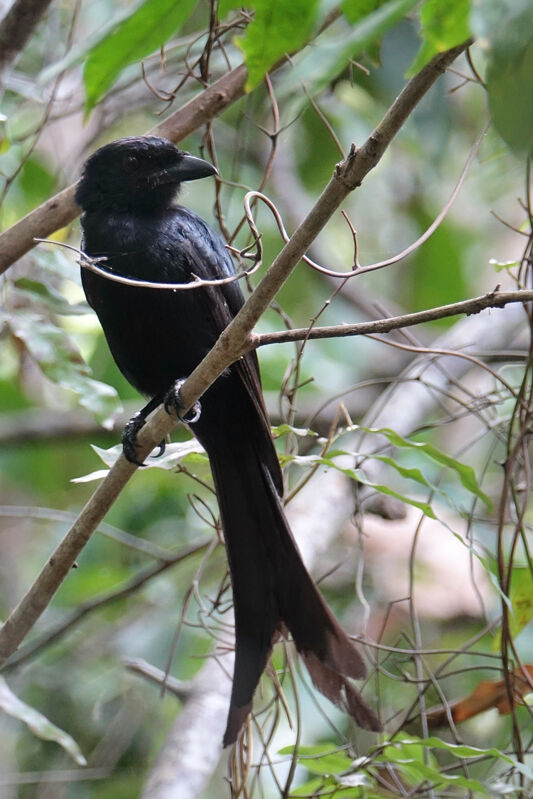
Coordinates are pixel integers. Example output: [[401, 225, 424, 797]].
[[279, 743, 356, 779], [489, 258, 519, 272], [341, 0, 384, 25], [271, 423, 317, 438], [83, 0, 197, 112], [280, 742, 345, 756], [285, 452, 439, 518], [218, 0, 244, 17], [234, 0, 321, 90], [373, 454, 434, 489], [288, 776, 325, 797], [351, 467, 439, 518], [508, 566, 533, 639], [487, 38, 533, 155], [407, 736, 533, 782], [374, 735, 533, 793], [0, 676, 86, 766], [14, 278, 89, 316], [299, 752, 354, 777], [471, 0, 533, 154], [4, 309, 121, 426], [281, 0, 419, 97], [362, 425, 493, 510], [409, 0, 471, 75]]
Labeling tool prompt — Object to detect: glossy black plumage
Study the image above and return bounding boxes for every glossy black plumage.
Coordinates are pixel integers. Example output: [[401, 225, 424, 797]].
[[76, 135, 381, 745]]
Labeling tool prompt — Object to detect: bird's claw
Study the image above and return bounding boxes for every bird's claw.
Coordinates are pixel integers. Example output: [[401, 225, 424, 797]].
[[122, 411, 166, 465], [122, 412, 148, 466], [164, 378, 202, 425]]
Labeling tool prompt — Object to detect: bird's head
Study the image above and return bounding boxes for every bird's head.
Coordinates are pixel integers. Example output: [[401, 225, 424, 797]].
[[75, 136, 217, 213]]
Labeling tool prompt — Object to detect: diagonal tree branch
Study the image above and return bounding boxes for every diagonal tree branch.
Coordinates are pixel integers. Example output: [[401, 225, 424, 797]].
[[0, 0, 53, 79], [0, 42, 468, 668]]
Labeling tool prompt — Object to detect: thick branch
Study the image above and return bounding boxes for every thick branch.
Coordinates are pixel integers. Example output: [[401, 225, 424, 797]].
[[0, 0, 53, 78], [0, 64, 247, 275], [0, 42, 467, 667]]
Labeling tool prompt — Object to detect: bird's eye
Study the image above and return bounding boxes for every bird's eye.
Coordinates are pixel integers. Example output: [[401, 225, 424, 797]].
[[124, 155, 139, 171]]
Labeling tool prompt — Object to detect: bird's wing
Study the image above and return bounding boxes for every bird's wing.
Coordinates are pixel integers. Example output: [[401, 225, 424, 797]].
[[173, 208, 283, 494]]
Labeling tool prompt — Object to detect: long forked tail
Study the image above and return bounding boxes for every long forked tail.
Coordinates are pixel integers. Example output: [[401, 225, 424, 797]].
[[208, 442, 382, 746]]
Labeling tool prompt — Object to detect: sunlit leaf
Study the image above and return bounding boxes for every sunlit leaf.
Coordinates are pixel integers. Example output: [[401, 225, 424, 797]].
[[271, 423, 317, 438], [0, 676, 86, 766], [288, 776, 326, 797], [232, 0, 321, 90], [490, 258, 519, 272], [73, 440, 207, 482], [84, 0, 197, 112], [408, 0, 471, 75]]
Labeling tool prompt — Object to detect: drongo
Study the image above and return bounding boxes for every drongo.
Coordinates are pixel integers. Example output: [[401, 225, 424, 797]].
[[75, 136, 380, 745]]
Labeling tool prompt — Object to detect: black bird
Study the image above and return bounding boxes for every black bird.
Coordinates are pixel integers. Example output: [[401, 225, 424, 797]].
[[75, 135, 381, 745]]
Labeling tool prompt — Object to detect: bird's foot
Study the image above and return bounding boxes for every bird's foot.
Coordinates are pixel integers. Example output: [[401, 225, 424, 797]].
[[122, 412, 149, 466], [164, 378, 202, 425], [122, 396, 166, 466]]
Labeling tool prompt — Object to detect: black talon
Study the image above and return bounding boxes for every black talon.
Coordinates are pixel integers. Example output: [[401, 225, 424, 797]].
[[164, 378, 202, 425], [122, 394, 165, 465], [122, 412, 148, 466]]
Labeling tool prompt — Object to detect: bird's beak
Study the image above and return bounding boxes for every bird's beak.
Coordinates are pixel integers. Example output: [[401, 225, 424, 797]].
[[173, 153, 218, 182]]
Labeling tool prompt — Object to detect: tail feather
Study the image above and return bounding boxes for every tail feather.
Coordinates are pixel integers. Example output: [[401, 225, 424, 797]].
[[302, 651, 382, 731], [208, 447, 381, 745]]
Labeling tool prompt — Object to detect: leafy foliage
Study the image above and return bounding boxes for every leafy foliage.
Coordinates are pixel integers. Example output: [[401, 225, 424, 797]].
[[221, 0, 321, 90], [472, 0, 533, 154], [409, 0, 471, 74]]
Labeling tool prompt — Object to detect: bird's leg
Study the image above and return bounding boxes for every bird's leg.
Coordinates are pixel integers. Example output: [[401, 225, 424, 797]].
[[164, 378, 202, 425], [122, 394, 165, 466]]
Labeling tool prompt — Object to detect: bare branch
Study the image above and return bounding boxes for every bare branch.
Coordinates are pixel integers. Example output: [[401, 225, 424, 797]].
[[125, 658, 192, 700], [255, 290, 533, 347]]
